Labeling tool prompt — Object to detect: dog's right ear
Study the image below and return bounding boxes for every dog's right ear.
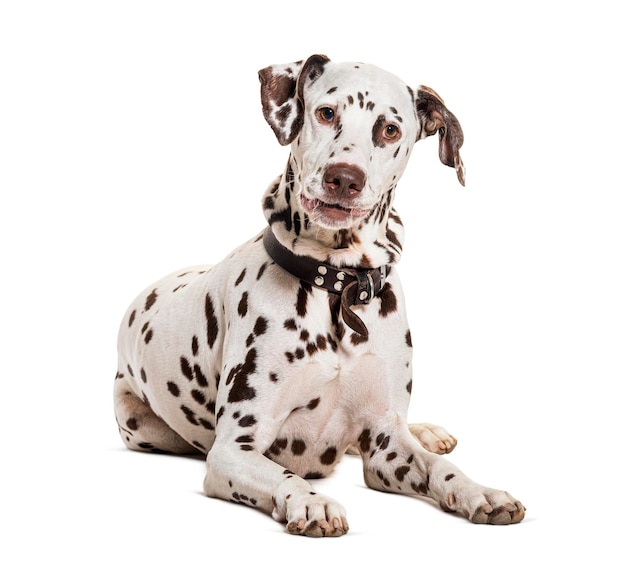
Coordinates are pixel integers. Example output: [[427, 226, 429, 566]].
[[259, 55, 330, 145]]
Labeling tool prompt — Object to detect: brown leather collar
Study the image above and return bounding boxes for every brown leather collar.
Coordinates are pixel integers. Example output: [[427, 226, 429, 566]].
[[263, 228, 388, 337]]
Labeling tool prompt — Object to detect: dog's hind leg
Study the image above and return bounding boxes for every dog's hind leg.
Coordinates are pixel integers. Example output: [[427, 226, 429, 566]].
[[114, 374, 200, 455]]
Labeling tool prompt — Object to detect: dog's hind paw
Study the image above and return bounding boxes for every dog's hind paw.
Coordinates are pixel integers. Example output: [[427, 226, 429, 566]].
[[409, 423, 457, 454]]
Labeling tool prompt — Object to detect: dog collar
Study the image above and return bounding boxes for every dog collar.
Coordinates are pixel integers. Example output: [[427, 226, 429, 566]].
[[262, 228, 388, 337]]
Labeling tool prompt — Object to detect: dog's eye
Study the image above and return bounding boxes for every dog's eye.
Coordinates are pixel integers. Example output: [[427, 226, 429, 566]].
[[383, 124, 401, 140], [316, 107, 335, 124]]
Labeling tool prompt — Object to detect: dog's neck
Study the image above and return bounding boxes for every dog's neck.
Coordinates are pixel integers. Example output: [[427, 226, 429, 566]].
[[262, 155, 404, 269]]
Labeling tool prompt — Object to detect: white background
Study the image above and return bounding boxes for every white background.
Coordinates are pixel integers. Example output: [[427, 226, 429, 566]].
[[1, 1, 624, 566]]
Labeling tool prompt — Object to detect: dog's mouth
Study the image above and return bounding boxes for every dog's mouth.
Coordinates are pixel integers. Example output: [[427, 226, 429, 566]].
[[300, 195, 370, 225]]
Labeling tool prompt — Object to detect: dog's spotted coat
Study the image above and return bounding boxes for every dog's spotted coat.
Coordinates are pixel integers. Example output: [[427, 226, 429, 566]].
[[115, 55, 524, 536]]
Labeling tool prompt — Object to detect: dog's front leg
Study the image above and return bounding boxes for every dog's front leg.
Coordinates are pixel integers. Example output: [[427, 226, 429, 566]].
[[360, 424, 525, 525], [204, 441, 349, 537]]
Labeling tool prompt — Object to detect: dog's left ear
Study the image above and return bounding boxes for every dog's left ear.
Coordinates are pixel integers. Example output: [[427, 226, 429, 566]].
[[416, 86, 465, 186], [259, 54, 330, 146]]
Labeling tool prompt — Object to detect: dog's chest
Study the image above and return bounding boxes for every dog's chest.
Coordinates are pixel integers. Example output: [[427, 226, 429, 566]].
[[256, 350, 391, 477], [247, 301, 410, 476]]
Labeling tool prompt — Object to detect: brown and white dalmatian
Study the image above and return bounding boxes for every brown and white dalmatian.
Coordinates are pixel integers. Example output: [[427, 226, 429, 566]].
[[114, 54, 525, 537]]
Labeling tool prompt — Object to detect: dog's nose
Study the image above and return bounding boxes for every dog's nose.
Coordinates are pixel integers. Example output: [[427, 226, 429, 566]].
[[323, 163, 366, 197]]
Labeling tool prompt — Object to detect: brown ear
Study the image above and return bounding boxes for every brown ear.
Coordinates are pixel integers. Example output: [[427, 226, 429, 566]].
[[259, 54, 330, 146], [416, 86, 465, 186], [296, 54, 330, 104]]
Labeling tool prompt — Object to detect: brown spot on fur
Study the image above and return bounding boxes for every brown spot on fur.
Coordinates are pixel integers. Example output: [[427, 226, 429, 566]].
[[238, 292, 249, 317], [180, 356, 193, 380], [181, 405, 199, 425], [194, 364, 209, 387], [235, 268, 246, 286], [191, 389, 206, 404], [257, 263, 268, 280], [305, 471, 323, 479], [376, 432, 390, 450], [144, 289, 158, 311], [372, 115, 387, 148], [379, 283, 398, 317], [306, 342, 318, 355], [395, 465, 410, 482], [316, 335, 327, 350], [227, 349, 257, 403], [238, 414, 257, 427], [254, 317, 268, 336], [296, 282, 312, 317], [267, 438, 288, 455], [205, 293, 219, 348], [358, 429, 372, 453], [191, 335, 199, 356], [412, 481, 429, 495], [320, 447, 337, 465]]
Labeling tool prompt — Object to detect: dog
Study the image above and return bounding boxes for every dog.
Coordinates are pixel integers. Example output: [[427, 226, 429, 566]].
[[114, 54, 525, 536]]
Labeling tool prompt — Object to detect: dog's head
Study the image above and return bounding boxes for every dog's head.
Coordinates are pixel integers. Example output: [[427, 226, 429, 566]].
[[259, 55, 465, 231]]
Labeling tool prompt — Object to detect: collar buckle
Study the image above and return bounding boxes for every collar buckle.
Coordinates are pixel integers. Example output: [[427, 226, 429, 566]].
[[354, 270, 375, 305]]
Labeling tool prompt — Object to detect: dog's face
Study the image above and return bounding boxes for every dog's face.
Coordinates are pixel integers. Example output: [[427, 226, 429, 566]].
[[293, 60, 419, 230], [259, 55, 465, 231]]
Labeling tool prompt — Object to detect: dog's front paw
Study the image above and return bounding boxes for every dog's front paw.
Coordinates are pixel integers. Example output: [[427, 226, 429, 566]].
[[442, 484, 525, 525], [273, 491, 349, 537], [409, 423, 457, 454]]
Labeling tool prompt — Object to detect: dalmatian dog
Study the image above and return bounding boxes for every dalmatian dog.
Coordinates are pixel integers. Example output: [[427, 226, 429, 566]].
[[114, 54, 525, 537]]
